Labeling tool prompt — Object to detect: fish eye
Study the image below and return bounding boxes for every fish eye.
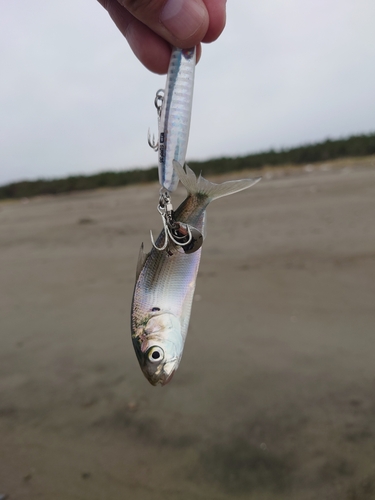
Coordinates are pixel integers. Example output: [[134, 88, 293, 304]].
[[147, 347, 164, 363]]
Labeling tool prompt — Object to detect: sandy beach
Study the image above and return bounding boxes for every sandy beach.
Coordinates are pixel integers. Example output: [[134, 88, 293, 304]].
[[0, 157, 375, 500]]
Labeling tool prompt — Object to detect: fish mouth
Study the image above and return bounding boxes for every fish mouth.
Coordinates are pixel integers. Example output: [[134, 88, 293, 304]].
[[147, 358, 178, 386], [148, 369, 175, 386], [159, 369, 175, 386]]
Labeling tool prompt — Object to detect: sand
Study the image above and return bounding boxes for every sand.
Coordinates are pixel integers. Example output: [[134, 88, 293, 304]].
[[0, 157, 375, 500]]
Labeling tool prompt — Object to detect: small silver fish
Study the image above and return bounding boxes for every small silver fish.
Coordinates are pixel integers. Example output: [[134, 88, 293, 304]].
[[131, 162, 260, 386]]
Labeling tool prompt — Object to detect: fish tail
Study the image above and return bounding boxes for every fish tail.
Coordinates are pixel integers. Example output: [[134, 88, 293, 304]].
[[173, 160, 261, 201]]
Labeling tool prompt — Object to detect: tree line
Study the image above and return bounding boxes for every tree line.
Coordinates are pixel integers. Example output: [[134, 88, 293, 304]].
[[1, 132, 374, 200]]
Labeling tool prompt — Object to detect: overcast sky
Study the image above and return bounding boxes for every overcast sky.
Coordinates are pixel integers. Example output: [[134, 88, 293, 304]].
[[1, 1, 375, 186]]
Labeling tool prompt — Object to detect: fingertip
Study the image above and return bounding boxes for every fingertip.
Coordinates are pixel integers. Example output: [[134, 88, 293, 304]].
[[159, 0, 209, 47], [99, 0, 221, 73]]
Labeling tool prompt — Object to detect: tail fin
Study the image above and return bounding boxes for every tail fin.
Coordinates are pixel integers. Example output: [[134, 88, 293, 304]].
[[173, 161, 261, 201]]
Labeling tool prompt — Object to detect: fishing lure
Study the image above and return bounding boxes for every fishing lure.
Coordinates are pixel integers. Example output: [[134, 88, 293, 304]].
[[148, 46, 196, 193], [148, 46, 202, 254]]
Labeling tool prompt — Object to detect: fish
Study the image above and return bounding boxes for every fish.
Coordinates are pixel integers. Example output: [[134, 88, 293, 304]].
[[131, 161, 260, 386]]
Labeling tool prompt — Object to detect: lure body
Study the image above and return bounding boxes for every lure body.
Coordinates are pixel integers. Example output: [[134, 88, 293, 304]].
[[157, 47, 196, 192]]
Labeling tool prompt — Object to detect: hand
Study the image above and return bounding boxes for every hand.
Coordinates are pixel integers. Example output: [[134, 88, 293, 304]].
[[97, 0, 226, 74]]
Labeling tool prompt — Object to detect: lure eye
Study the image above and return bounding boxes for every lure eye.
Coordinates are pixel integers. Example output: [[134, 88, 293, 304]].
[[148, 347, 164, 363]]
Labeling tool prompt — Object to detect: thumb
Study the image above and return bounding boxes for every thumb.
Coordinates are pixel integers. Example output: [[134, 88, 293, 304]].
[[117, 0, 209, 47]]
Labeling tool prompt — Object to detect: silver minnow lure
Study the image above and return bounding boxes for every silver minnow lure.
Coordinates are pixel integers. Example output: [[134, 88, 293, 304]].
[[149, 47, 196, 192], [131, 161, 260, 386]]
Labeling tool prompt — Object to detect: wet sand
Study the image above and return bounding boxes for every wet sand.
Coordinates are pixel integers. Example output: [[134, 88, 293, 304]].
[[0, 157, 375, 499]]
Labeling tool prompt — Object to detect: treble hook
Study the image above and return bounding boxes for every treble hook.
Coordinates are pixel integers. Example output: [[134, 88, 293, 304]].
[[154, 89, 164, 117], [147, 128, 158, 151], [150, 189, 203, 254], [147, 89, 165, 151], [150, 219, 194, 252], [150, 199, 171, 251]]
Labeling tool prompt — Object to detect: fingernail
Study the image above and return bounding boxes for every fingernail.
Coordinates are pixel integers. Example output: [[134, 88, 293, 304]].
[[160, 0, 206, 41]]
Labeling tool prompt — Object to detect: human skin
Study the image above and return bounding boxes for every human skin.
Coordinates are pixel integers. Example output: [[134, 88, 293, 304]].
[[97, 0, 227, 74]]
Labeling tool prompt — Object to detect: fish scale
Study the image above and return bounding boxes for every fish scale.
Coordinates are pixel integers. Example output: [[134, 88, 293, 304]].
[[132, 230, 201, 332]]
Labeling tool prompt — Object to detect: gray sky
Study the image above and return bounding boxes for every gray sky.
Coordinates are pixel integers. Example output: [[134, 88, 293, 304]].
[[1, 1, 375, 186]]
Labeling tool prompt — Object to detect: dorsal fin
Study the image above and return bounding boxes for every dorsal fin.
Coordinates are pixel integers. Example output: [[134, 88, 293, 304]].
[[136, 243, 149, 280]]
